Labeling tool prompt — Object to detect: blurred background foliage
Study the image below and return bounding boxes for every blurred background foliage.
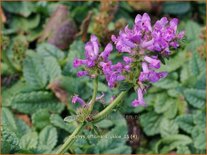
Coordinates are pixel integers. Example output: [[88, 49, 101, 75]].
[[1, 1, 206, 154]]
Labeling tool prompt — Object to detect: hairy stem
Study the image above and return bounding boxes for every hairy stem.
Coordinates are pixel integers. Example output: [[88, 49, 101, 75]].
[[88, 76, 98, 112], [56, 123, 85, 154], [56, 89, 127, 154], [92, 91, 127, 123]]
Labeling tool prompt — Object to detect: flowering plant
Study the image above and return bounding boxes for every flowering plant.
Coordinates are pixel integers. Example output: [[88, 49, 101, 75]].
[[56, 13, 184, 154]]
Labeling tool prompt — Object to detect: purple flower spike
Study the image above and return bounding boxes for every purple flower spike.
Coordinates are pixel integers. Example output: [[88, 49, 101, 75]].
[[144, 56, 161, 69], [77, 71, 88, 77], [100, 43, 113, 61], [72, 95, 86, 106]]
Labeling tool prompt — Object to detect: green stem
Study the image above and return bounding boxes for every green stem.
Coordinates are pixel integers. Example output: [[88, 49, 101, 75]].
[[56, 90, 128, 154], [88, 76, 98, 113], [56, 123, 85, 154], [92, 91, 127, 123]]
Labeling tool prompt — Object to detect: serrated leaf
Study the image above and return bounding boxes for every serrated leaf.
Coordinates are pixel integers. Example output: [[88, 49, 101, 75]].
[[12, 91, 64, 114], [11, 15, 40, 32], [160, 118, 178, 137], [15, 118, 31, 137], [185, 20, 201, 41], [155, 134, 192, 153], [50, 114, 75, 133], [154, 93, 173, 113], [189, 52, 205, 76], [2, 127, 19, 152], [39, 125, 57, 151], [176, 114, 194, 134], [23, 52, 48, 89], [32, 109, 50, 130], [37, 43, 65, 60], [153, 78, 180, 89], [176, 145, 191, 154], [96, 119, 114, 128], [19, 132, 38, 150], [158, 51, 187, 72], [193, 111, 206, 126], [163, 2, 191, 15], [183, 88, 206, 108], [191, 126, 206, 150], [140, 111, 163, 136], [2, 2, 34, 17], [43, 57, 61, 83], [2, 107, 17, 132]]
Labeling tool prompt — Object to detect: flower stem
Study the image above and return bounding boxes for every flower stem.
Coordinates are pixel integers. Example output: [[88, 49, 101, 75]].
[[56, 90, 127, 154], [56, 123, 85, 154], [88, 76, 98, 113], [92, 90, 127, 123]]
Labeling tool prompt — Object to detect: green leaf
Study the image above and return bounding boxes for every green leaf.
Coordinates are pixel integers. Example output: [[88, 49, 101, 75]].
[[189, 52, 205, 76], [176, 114, 194, 134], [154, 93, 173, 113], [2, 80, 27, 106], [11, 15, 40, 32], [193, 111, 206, 126], [50, 114, 76, 133], [19, 132, 38, 150], [153, 78, 180, 89], [155, 134, 192, 153], [2, 2, 34, 17], [87, 81, 108, 92], [96, 119, 114, 128], [43, 57, 62, 83], [183, 88, 206, 108], [65, 40, 85, 74], [185, 20, 201, 41], [160, 118, 178, 137], [15, 118, 30, 137], [158, 51, 187, 72], [140, 111, 163, 136], [191, 126, 206, 150], [32, 109, 51, 130], [23, 52, 48, 89], [176, 145, 191, 154], [37, 43, 65, 60], [39, 125, 57, 151], [2, 127, 19, 152], [163, 2, 191, 15], [12, 91, 64, 114], [2, 107, 17, 132]]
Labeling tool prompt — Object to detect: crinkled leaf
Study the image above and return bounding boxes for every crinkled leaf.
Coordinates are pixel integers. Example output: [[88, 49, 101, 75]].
[[183, 88, 206, 108], [12, 91, 64, 114], [32, 109, 51, 130], [140, 111, 163, 136], [155, 134, 192, 154], [160, 118, 178, 137], [163, 2, 191, 15], [176, 114, 194, 134], [23, 52, 48, 89], [37, 43, 65, 60], [50, 114, 75, 133], [39, 125, 58, 151], [19, 132, 38, 150], [43, 57, 62, 83]]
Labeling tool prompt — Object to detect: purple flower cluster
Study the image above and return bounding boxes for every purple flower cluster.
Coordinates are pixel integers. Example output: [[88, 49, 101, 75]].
[[72, 13, 184, 107], [112, 13, 184, 55]]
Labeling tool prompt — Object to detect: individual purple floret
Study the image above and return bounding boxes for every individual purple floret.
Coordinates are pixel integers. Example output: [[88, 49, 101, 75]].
[[72, 95, 86, 106], [131, 88, 146, 107]]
